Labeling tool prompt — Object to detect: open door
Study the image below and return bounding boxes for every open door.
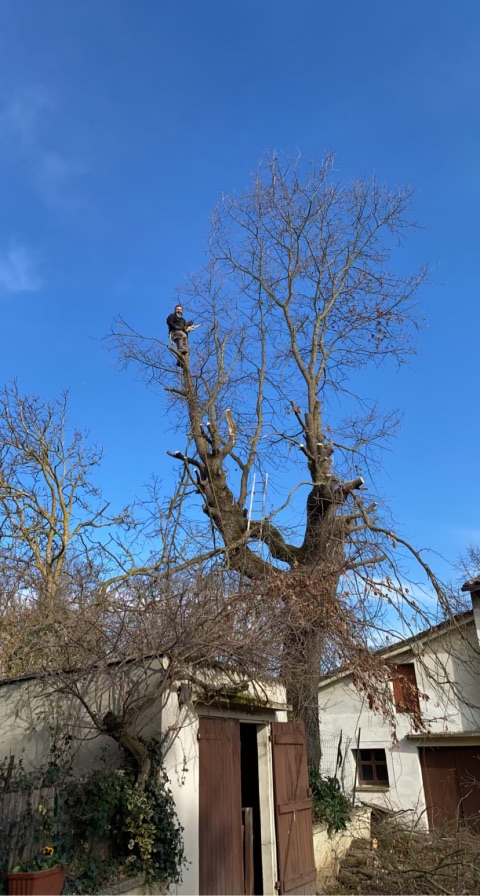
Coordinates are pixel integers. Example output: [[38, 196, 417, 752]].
[[271, 722, 317, 895], [198, 717, 244, 894]]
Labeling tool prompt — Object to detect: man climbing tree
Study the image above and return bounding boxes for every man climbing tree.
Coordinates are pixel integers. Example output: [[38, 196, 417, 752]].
[[113, 152, 443, 768], [166, 303, 195, 361]]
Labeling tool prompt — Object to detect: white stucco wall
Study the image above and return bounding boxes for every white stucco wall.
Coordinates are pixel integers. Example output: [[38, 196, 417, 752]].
[[159, 695, 200, 896], [318, 617, 480, 825], [318, 672, 428, 821], [0, 674, 125, 773]]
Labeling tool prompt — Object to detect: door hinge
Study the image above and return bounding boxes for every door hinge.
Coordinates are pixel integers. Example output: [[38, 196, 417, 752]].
[[274, 881, 281, 891]]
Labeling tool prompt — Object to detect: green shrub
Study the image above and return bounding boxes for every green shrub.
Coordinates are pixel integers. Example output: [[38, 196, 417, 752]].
[[0, 741, 185, 895], [309, 769, 352, 834], [59, 757, 185, 892]]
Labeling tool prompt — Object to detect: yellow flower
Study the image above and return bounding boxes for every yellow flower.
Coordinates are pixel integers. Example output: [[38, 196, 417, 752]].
[[41, 846, 54, 857]]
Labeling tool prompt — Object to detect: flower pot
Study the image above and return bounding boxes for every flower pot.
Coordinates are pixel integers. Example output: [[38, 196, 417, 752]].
[[6, 866, 66, 896]]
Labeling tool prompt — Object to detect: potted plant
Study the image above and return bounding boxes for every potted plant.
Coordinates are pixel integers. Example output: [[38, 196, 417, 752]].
[[7, 846, 66, 896]]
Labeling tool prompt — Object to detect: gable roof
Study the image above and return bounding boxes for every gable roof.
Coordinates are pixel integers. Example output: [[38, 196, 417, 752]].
[[318, 609, 474, 688]]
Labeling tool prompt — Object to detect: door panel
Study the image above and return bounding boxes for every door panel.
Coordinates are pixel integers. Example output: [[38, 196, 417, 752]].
[[420, 747, 461, 829], [198, 717, 244, 895], [419, 745, 480, 831], [456, 747, 480, 832], [271, 722, 317, 895]]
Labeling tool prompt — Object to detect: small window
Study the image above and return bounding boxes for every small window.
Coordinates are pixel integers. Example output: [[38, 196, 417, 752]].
[[354, 748, 389, 786], [391, 663, 420, 714]]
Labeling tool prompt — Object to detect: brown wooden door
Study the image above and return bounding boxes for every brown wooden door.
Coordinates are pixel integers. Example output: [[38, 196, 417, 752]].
[[419, 746, 461, 829], [198, 717, 244, 895], [457, 746, 480, 831], [420, 745, 480, 831], [271, 722, 317, 895]]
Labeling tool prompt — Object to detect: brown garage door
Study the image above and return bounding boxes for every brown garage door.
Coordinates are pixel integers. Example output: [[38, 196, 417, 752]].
[[419, 745, 480, 831], [198, 717, 244, 894]]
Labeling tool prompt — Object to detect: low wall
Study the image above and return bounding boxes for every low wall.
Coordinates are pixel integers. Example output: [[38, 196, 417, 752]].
[[98, 876, 165, 895], [313, 807, 371, 892]]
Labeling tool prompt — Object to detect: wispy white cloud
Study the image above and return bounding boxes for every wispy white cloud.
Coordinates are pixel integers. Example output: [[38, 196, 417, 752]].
[[33, 150, 88, 211], [0, 243, 43, 294], [0, 85, 88, 211]]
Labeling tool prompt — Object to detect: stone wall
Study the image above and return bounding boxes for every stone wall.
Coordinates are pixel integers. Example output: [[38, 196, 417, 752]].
[[313, 807, 371, 892]]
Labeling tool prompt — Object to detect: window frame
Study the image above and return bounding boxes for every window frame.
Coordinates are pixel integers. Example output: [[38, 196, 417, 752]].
[[354, 748, 390, 788]]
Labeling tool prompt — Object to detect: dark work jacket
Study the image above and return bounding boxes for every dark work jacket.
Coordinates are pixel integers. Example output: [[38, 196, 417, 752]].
[[167, 312, 187, 333]]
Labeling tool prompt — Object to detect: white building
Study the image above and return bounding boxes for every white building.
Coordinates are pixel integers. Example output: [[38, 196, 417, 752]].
[[318, 586, 480, 831]]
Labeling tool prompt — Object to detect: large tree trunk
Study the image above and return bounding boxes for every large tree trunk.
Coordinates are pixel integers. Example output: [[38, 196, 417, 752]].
[[276, 523, 345, 769], [284, 625, 324, 771]]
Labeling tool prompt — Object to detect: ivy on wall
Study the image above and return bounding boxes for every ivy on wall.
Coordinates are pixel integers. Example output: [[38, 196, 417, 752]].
[[0, 737, 185, 895]]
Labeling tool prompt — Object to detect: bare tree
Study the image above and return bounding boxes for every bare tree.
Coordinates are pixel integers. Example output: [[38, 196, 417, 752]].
[[0, 382, 133, 610], [457, 547, 480, 590], [0, 382, 180, 675], [0, 381, 212, 625], [0, 383, 285, 781], [112, 152, 446, 768], [26, 568, 286, 783]]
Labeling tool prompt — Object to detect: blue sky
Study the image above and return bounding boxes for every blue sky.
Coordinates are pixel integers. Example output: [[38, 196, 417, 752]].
[[0, 0, 479, 587]]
